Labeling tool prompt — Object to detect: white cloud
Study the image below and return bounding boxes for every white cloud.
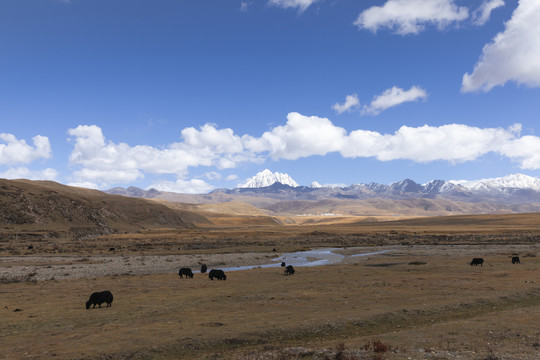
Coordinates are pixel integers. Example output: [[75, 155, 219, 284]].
[[354, 0, 469, 35], [473, 0, 505, 26], [0, 167, 58, 181], [268, 0, 317, 12], [462, 0, 540, 92], [66, 112, 540, 191], [332, 94, 360, 114], [148, 179, 214, 194], [240, 2, 249, 12], [66, 181, 100, 190], [245, 112, 347, 160], [67, 124, 260, 189], [343, 123, 517, 163], [244, 113, 535, 168], [498, 134, 540, 169], [226, 174, 239, 181], [362, 86, 427, 115], [0, 133, 52, 165]]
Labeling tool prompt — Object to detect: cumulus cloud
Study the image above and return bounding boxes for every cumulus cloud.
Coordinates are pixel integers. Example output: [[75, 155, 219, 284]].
[[354, 0, 469, 35], [0, 133, 52, 165], [67, 124, 261, 188], [268, 0, 317, 12], [362, 86, 428, 115], [498, 134, 540, 169], [462, 0, 540, 92], [245, 112, 347, 160], [148, 179, 214, 194], [66, 112, 540, 191], [0, 167, 58, 181], [473, 0, 505, 26], [332, 94, 360, 114], [66, 181, 100, 190], [245, 113, 536, 168]]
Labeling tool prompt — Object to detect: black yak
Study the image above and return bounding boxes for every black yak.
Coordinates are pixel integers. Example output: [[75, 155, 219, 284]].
[[178, 267, 194, 278], [470, 258, 484, 266], [86, 290, 113, 309], [512, 256, 520, 264], [208, 269, 226, 280], [281, 262, 286, 267], [284, 265, 295, 275], [200, 264, 208, 273]]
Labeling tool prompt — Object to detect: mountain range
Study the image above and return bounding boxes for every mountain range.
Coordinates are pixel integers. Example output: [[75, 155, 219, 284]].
[[106, 171, 540, 217]]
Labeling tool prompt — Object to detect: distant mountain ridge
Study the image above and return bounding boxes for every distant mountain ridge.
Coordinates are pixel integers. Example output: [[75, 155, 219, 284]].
[[107, 172, 540, 207]]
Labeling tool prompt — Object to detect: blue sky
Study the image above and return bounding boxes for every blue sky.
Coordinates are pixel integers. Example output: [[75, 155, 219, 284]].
[[1, 0, 540, 193]]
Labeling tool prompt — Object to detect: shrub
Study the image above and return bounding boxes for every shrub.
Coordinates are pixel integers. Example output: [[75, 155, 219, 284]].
[[0, 272, 37, 284], [372, 339, 389, 353]]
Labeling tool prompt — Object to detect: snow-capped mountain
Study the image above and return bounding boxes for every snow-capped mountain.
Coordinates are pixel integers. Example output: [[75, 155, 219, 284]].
[[107, 173, 540, 210], [239, 169, 299, 188], [450, 173, 540, 192]]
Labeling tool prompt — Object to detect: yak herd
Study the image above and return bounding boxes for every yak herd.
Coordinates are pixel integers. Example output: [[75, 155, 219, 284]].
[[86, 254, 522, 309], [85, 261, 295, 309], [470, 256, 520, 266]]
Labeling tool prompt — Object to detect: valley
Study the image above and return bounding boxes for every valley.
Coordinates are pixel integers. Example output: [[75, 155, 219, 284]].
[[1, 178, 539, 359]]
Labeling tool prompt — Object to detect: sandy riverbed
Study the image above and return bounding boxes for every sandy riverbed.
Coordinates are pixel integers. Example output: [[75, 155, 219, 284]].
[[1, 244, 537, 281]]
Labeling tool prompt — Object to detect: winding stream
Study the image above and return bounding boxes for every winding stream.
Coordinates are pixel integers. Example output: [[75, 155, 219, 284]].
[[220, 248, 396, 272]]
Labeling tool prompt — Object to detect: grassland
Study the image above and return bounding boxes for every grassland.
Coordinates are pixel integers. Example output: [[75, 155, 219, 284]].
[[2, 185, 540, 360], [1, 242, 539, 359]]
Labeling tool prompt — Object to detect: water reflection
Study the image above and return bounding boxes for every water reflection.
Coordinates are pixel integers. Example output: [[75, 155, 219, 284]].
[[220, 248, 395, 272]]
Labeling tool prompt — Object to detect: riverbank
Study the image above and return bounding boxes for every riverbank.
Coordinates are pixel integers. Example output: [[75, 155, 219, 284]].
[[1, 244, 537, 282]]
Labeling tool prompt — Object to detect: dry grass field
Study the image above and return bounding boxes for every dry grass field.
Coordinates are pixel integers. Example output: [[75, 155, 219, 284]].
[[2, 182, 540, 360], [1, 243, 539, 360]]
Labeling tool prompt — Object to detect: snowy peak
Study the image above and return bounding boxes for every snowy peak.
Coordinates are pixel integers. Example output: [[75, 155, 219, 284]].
[[423, 180, 460, 194], [390, 179, 424, 193], [450, 174, 540, 192], [239, 169, 299, 188]]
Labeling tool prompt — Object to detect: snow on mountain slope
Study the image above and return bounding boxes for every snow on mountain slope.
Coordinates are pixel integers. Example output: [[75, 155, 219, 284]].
[[450, 174, 540, 192], [239, 169, 299, 188]]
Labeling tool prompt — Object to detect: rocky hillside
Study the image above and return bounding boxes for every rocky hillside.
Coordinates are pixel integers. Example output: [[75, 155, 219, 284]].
[[0, 179, 210, 241]]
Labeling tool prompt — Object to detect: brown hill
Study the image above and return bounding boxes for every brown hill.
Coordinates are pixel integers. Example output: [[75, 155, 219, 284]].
[[0, 179, 211, 241]]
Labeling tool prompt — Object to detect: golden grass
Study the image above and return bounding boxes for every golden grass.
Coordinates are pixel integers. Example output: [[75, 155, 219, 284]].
[[1, 248, 539, 359]]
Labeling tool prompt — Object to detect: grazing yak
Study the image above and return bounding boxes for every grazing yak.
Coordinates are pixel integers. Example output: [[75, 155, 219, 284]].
[[281, 262, 286, 267], [470, 258, 484, 266], [512, 256, 520, 264], [284, 265, 295, 275], [200, 264, 208, 273], [208, 269, 227, 280], [178, 267, 194, 279], [86, 290, 113, 309]]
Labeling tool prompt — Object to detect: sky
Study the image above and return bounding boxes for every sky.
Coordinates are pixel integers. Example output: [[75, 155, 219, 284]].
[[1, 0, 540, 193]]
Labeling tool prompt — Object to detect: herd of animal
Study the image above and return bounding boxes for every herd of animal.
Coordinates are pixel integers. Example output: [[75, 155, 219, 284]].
[[470, 256, 520, 266], [85, 255, 523, 310], [85, 262, 296, 309]]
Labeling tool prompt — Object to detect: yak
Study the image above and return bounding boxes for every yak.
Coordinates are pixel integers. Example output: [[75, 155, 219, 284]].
[[178, 267, 194, 278], [512, 256, 520, 264], [284, 265, 295, 275], [86, 290, 113, 309], [200, 264, 208, 273], [208, 269, 227, 280], [470, 258, 484, 266]]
